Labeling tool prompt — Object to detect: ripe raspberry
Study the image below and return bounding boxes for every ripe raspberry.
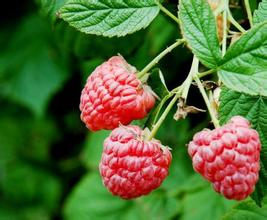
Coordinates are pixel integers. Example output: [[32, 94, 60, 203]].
[[188, 116, 261, 200], [80, 56, 155, 131], [99, 125, 172, 199]]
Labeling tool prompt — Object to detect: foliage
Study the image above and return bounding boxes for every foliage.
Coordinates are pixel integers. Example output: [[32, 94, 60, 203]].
[[1, 0, 267, 219]]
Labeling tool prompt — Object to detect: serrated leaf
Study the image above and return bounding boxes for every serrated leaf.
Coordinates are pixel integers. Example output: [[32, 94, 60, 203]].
[[178, 0, 222, 68], [218, 22, 267, 96], [219, 87, 267, 206], [222, 198, 267, 220], [59, 0, 160, 37], [253, 0, 267, 24]]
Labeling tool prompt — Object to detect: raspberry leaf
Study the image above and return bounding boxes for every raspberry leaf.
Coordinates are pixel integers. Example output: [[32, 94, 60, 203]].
[[82, 130, 110, 169], [218, 22, 267, 96], [219, 87, 267, 206], [253, 0, 267, 24], [59, 0, 160, 37], [222, 198, 267, 219], [178, 0, 222, 68]]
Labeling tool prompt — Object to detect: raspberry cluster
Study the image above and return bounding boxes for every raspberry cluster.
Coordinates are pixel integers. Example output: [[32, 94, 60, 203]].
[[80, 56, 155, 131], [188, 116, 261, 200], [79, 56, 261, 201], [80, 56, 170, 199]]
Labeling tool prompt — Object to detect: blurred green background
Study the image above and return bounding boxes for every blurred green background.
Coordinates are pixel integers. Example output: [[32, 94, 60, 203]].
[[1, 0, 260, 219]]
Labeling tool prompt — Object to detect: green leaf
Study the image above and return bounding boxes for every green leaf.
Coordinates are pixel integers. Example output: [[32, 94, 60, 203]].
[[181, 186, 236, 220], [64, 172, 180, 220], [178, 0, 222, 68], [59, 0, 160, 37], [222, 198, 267, 220], [0, 162, 61, 211], [35, 0, 66, 22], [219, 87, 267, 206], [0, 15, 70, 116], [218, 22, 267, 96], [82, 130, 110, 169], [253, 0, 267, 24], [64, 173, 136, 220]]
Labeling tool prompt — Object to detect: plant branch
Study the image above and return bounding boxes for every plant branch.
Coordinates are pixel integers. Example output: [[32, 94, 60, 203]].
[[193, 71, 220, 128], [155, 0, 180, 25], [244, 0, 253, 27], [227, 8, 246, 33], [137, 39, 185, 79]]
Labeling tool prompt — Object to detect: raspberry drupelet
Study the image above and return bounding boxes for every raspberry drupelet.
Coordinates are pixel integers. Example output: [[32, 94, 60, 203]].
[[188, 116, 261, 200], [80, 56, 155, 131], [99, 125, 172, 199]]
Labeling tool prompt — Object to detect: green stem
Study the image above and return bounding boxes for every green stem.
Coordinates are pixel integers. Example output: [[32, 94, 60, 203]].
[[197, 69, 215, 78], [147, 56, 199, 140], [147, 91, 181, 141], [181, 56, 198, 100], [155, 0, 180, 25], [244, 0, 253, 27], [137, 39, 185, 79], [227, 8, 246, 33], [193, 73, 220, 128]]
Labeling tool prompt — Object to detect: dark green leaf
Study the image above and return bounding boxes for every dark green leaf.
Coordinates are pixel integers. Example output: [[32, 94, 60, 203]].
[[178, 0, 222, 68], [59, 0, 160, 37], [35, 0, 66, 22], [0, 16, 70, 116], [219, 87, 267, 205], [222, 198, 267, 220], [218, 22, 267, 96]]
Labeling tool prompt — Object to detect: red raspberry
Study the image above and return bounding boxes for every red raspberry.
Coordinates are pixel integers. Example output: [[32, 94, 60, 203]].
[[188, 116, 261, 200], [99, 125, 172, 199], [80, 56, 155, 131]]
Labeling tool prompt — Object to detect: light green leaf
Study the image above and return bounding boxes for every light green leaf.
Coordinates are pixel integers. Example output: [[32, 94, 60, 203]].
[[59, 0, 160, 37], [222, 198, 267, 220], [218, 22, 267, 96], [82, 130, 110, 169], [181, 185, 236, 220], [219, 87, 267, 206], [64, 173, 136, 220], [253, 0, 267, 24], [178, 0, 222, 68]]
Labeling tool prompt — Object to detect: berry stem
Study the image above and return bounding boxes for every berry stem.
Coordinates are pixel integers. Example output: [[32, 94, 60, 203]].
[[147, 91, 181, 141], [155, 0, 180, 25], [147, 56, 199, 140], [197, 69, 215, 78], [227, 7, 246, 33], [137, 39, 185, 80], [193, 66, 220, 128], [244, 0, 253, 27]]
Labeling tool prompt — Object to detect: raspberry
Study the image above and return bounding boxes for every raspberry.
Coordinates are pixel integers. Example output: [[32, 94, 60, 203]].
[[188, 116, 261, 200], [99, 125, 172, 199], [80, 56, 155, 131]]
